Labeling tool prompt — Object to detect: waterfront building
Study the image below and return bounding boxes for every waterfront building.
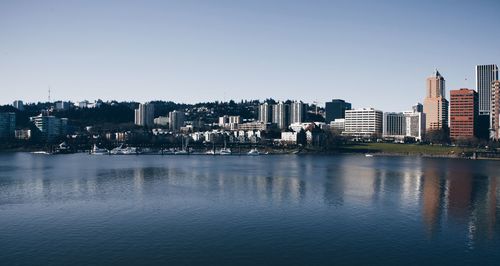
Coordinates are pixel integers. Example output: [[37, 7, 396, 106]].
[[258, 102, 273, 124], [12, 100, 24, 111], [0, 112, 16, 139], [325, 99, 351, 123], [476, 64, 498, 138], [491, 80, 500, 140], [272, 102, 290, 130], [383, 107, 426, 142], [281, 131, 298, 143], [168, 110, 185, 131], [403, 110, 426, 141], [383, 112, 406, 139], [449, 88, 478, 140], [290, 101, 306, 124], [15, 129, 31, 140], [344, 108, 383, 138], [134, 103, 155, 127], [30, 113, 68, 141], [423, 70, 449, 131]]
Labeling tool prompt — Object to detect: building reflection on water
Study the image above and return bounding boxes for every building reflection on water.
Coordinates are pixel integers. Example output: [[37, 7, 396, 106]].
[[0, 153, 499, 247]]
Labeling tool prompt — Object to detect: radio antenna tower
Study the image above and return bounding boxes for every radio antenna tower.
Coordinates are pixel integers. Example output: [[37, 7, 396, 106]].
[[48, 86, 51, 102]]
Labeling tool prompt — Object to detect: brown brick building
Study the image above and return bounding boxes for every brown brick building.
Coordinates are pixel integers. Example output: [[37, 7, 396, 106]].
[[449, 88, 478, 140]]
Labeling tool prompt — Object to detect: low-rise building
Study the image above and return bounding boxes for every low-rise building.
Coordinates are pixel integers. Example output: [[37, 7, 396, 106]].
[[281, 131, 298, 143], [15, 129, 31, 140]]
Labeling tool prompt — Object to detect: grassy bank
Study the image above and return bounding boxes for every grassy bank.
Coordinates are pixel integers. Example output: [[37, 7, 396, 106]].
[[340, 143, 476, 156]]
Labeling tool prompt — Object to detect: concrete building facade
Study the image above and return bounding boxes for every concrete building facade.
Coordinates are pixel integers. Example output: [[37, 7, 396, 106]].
[[344, 108, 383, 138], [134, 103, 155, 127], [168, 110, 185, 131], [258, 103, 273, 124], [290, 101, 306, 124], [272, 102, 290, 130]]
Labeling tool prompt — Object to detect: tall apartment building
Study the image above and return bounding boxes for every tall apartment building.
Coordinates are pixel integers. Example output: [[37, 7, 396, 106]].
[[168, 110, 185, 131], [476, 64, 498, 139], [423, 70, 449, 131], [0, 112, 16, 138], [491, 80, 500, 140], [258, 102, 273, 124], [134, 103, 155, 127], [449, 88, 478, 140], [272, 102, 290, 130], [344, 108, 383, 138], [290, 101, 306, 124], [325, 99, 351, 123]]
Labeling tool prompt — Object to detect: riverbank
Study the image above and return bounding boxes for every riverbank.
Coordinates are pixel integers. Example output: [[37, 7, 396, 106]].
[[3, 142, 500, 160]]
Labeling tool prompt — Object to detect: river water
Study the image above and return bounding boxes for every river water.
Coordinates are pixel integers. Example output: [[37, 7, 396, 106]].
[[0, 153, 499, 265]]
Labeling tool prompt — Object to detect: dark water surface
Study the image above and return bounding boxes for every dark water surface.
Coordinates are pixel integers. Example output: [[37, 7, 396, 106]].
[[0, 153, 499, 265]]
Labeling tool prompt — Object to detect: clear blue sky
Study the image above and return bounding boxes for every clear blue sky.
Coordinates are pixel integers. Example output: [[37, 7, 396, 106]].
[[1, 0, 499, 111]]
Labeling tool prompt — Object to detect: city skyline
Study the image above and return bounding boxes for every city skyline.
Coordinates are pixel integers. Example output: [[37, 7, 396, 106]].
[[1, 0, 500, 110]]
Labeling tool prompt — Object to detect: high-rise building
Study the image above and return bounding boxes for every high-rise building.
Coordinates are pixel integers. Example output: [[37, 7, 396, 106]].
[[290, 101, 306, 124], [272, 102, 290, 130], [12, 100, 24, 111], [491, 80, 500, 140], [258, 103, 273, 123], [423, 70, 449, 131], [134, 103, 155, 127], [344, 108, 383, 138], [0, 112, 16, 139], [404, 111, 426, 141], [168, 110, 185, 131], [30, 113, 68, 141], [476, 65, 498, 139], [476, 64, 499, 116], [325, 99, 351, 123], [449, 88, 478, 140]]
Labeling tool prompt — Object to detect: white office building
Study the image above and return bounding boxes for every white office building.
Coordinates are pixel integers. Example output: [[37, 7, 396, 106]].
[[343, 108, 383, 138]]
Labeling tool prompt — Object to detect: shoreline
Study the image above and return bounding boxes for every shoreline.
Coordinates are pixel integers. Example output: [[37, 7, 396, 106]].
[[3, 148, 500, 161]]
